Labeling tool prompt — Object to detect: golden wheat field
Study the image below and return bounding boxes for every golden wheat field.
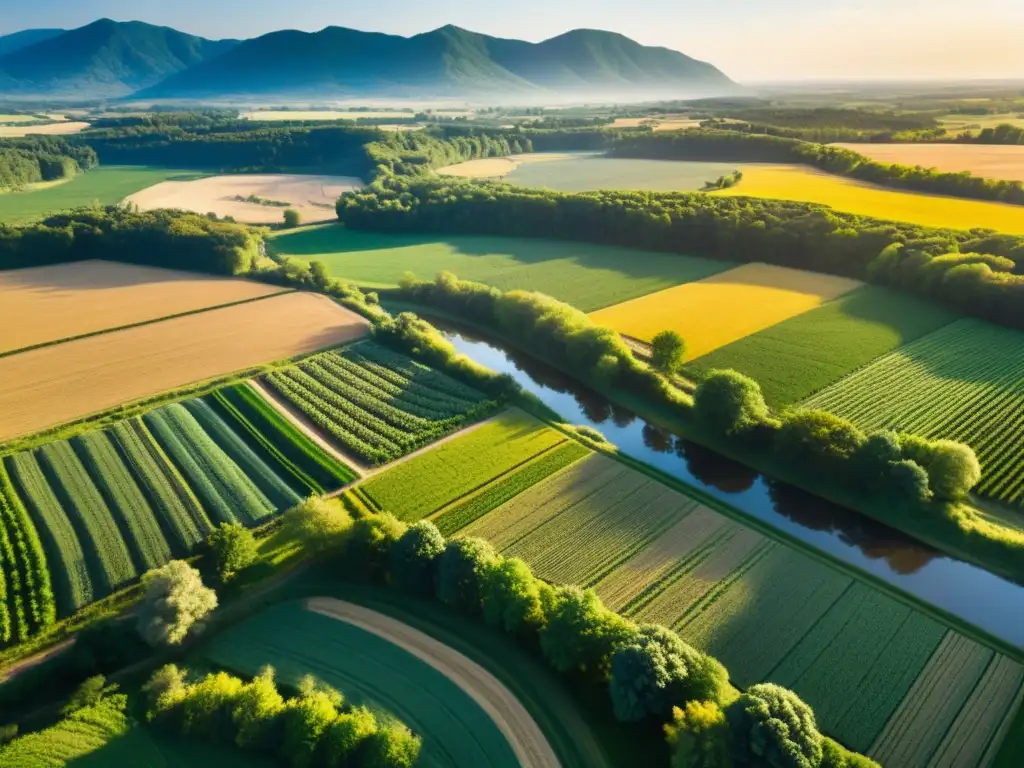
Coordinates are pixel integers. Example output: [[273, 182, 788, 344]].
[[0, 260, 288, 354], [436, 152, 599, 179], [0, 121, 90, 137], [832, 143, 1024, 183], [0, 292, 369, 441], [589, 263, 862, 360], [715, 164, 1024, 233]]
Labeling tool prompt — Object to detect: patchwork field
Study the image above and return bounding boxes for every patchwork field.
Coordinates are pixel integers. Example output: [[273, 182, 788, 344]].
[[803, 319, 1024, 508], [265, 342, 499, 467], [0, 260, 287, 355], [0, 292, 369, 441], [437, 152, 600, 179], [204, 599, 528, 768], [938, 114, 1024, 136], [449, 452, 1024, 764], [589, 262, 862, 360], [687, 286, 962, 406], [271, 225, 730, 311], [834, 142, 1024, 183], [242, 110, 418, 121], [125, 174, 364, 224], [715, 164, 1024, 232], [0, 121, 90, 137], [0, 166, 207, 225]]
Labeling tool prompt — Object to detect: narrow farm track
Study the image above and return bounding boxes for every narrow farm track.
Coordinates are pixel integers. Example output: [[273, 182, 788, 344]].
[[306, 597, 560, 768]]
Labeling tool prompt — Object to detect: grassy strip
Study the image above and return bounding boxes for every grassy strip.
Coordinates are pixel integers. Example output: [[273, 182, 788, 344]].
[[0, 290, 296, 362], [435, 441, 592, 536]]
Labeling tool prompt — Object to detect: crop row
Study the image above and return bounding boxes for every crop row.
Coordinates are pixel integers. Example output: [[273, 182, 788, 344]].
[[802, 319, 1024, 506], [0, 467, 54, 643], [435, 441, 591, 536], [350, 342, 489, 402]]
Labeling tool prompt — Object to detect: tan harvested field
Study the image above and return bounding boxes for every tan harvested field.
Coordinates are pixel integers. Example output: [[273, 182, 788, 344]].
[[241, 110, 415, 121], [125, 174, 364, 224], [0, 260, 288, 355], [437, 152, 602, 179], [0, 121, 90, 137], [0, 292, 369, 441], [833, 143, 1024, 182], [0, 114, 44, 123]]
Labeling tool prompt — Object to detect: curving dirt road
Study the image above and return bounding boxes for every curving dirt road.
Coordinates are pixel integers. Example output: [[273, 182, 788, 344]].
[[306, 597, 561, 768]]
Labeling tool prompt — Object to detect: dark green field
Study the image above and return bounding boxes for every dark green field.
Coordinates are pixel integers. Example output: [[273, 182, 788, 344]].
[[270, 225, 729, 311], [687, 286, 961, 407]]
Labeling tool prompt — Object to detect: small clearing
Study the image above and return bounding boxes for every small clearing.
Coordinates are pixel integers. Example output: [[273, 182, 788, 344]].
[[125, 174, 364, 224]]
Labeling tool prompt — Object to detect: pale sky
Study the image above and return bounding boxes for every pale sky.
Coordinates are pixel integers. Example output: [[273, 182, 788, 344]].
[[3, 0, 1023, 82]]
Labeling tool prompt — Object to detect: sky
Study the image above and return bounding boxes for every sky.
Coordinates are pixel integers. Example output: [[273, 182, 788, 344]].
[[3, 0, 1023, 82]]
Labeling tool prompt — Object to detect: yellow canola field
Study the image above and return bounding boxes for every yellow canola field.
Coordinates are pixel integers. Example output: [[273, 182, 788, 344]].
[[590, 263, 862, 361], [715, 164, 1024, 233]]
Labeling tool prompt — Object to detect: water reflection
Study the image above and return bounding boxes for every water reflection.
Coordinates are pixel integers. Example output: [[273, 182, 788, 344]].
[[435, 320, 1024, 646]]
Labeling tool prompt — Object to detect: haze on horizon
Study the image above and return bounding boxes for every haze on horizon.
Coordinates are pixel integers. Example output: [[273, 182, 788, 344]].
[[2, 0, 1022, 83]]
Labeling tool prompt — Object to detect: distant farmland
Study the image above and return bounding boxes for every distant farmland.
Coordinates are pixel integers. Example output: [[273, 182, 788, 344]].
[[803, 319, 1024, 508], [833, 143, 1024, 183], [0, 293, 369, 441], [715, 164, 1024, 233], [589, 263, 861, 360], [0, 260, 287, 355]]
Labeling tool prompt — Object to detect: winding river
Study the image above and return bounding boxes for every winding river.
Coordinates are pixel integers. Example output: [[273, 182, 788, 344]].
[[442, 325, 1024, 647]]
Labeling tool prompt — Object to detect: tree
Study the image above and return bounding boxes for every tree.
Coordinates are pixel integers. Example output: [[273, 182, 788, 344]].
[[279, 684, 341, 768], [283, 497, 351, 554], [539, 586, 633, 677], [389, 521, 446, 596], [915, 439, 981, 501], [889, 459, 932, 503], [180, 672, 244, 741], [137, 560, 217, 647], [851, 431, 902, 491], [283, 208, 302, 228], [651, 330, 686, 375], [665, 701, 733, 768], [319, 706, 378, 766], [208, 522, 258, 582], [480, 556, 545, 635], [232, 667, 285, 750], [436, 537, 498, 615], [341, 513, 406, 580], [694, 370, 770, 436], [775, 410, 865, 473], [61, 675, 117, 716], [309, 260, 330, 290], [143, 664, 188, 722], [362, 721, 422, 768], [726, 683, 823, 768]]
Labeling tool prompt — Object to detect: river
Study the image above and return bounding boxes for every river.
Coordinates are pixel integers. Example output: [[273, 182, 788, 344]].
[[442, 325, 1024, 647]]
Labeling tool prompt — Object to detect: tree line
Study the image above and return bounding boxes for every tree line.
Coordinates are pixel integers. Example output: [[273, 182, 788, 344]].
[[335, 177, 1024, 330], [0, 138, 97, 193], [608, 130, 1024, 205], [0, 207, 263, 275], [364, 127, 531, 182]]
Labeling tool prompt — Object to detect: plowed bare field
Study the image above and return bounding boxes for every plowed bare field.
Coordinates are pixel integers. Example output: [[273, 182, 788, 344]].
[[0, 292, 368, 441]]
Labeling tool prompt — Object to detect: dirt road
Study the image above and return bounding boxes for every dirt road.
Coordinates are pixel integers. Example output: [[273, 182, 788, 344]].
[[306, 597, 561, 768]]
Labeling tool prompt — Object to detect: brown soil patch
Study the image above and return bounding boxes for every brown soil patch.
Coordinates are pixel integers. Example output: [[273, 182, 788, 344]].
[[0, 292, 369, 441], [0, 260, 287, 355]]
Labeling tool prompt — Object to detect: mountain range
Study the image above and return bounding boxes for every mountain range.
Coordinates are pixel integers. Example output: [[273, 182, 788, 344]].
[[0, 19, 736, 101]]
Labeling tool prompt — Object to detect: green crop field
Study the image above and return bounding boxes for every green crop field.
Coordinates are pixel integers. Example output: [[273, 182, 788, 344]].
[[501, 157, 742, 193], [688, 287, 962, 407], [361, 410, 567, 521], [448, 447, 1024, 765], [0, 166, 208, 224], [270, 225, 729, 311], [802, 319, 1024, 507], [266, 342, 499, 467], [0, 467, 54, 643], [204, 600, 522, 768]]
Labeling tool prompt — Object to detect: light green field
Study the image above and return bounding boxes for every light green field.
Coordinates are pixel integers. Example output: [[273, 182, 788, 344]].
[[502, 156, 741, 192], [205, 600, 521, 768], [687, 287, 962, 407], [271, 225, 730, 311], [0, 166, 207, 224]]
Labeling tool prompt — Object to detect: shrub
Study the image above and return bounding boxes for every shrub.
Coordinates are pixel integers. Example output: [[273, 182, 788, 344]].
[[283, 497, 352, 554], [208, 522, 258, 582], [665, 700, 734, 768], [651, 330, 687, 375], [726, 683, 823, 768], [280, 685, 341, 768], [694, 370, 770, 437], [283, 208, 302, 228], [901, 436, 981, 500], [389, 521, 446, 596], [480, 556, 545, 635], [319, 706, 378, 766], [851, 431, 903, 491], [61, 675, 116, 716], [341, 513, 406, 580], [361, 721, 422, 768], [435, 537, 499, 615], [889, 459, 932, 503], [821, 738, 882, 768], [181, 672, 245, 742], [232, 667, 285, 750], [775, 410, 866, 473], [137, 560, 218, 646], [539, 586, 634, 677], [143, 664, 188, 723]]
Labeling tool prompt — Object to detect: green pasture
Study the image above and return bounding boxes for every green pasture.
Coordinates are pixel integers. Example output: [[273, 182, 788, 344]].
[[503, 156, 741, 192], [271, 225, 729, 311]]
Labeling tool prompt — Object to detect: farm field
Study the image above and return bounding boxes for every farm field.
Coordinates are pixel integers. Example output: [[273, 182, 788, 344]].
[[0, 166, 207, 224], [503, 156, 743, 192], [270, 225, 730, 311], [938, 113, 1024, 136], [124, 173, 364, 224], [609, 116, 703, 131], [204, 599, 528, 768], [589, 262, 862, 359], [436, 152, 600, 179], [0, 292, 368, 441], [242, 110, 419, 120], [265, 341, 499, 467], [803, 319, 1024, 508], [834, 142, 1024, 182], [453, 452, 1024, 764], [0, 260, 287, 355], [687, 286, 962, 406], [0, 120, 90, 137], [361, 410, 568, 520], [714, 164, 1024, 232]]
